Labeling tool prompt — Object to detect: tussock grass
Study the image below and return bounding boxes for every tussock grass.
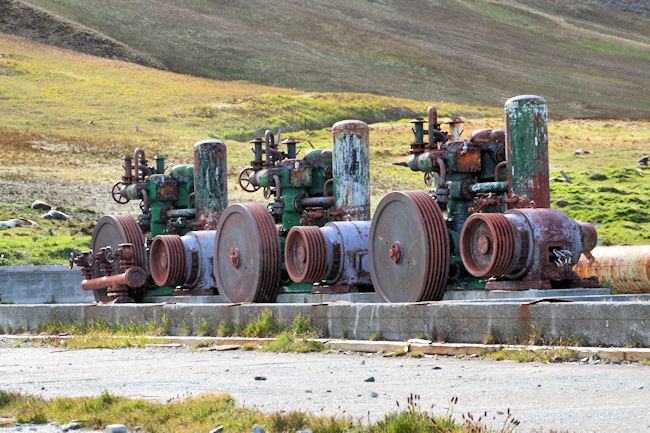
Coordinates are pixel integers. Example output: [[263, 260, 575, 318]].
[[0, 390, 518, 433], [481, 349, 580, 363]]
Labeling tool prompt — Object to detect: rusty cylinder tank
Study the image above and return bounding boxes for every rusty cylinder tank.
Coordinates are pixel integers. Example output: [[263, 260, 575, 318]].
[[574, 245, 650, 294], [193, 140, 228, 230], [285, 221, 371, 286], [149, 231, 216, 289], [505, 95, 550, 208], [332, 120, 370, 221]]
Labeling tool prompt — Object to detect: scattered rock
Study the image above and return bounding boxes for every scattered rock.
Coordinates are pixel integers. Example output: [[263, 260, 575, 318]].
[[254, 376, 266, 381], [364, 376, 375, 382], [392, 161, 409, 167], [589, 173, 608, 181], [361, 360, 365, 365], [105, 424, 127, 433], [370, 392, 378, 398], [432, 366, 442, 370], [251, 424, 265, 433], [67, 421, 81, 429], [573, 149, 592, 155], [549, 177, 566, 183], [603, 123, 615, 128], [30, 200, 51, 211], [41, 210, 71, 221], [555, 200, 568, 208], [637, 155, 649, 166], [210, 426, 224, 433], [0, 218, 36, 229], [639, 386, 644, 390], [297, 429, 313, 433], [611, 357, 621, 364]]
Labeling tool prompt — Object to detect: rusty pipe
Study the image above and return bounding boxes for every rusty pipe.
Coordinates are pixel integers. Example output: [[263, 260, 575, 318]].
[[427, 106, 438, 147], [273, 174, 282, 199], [435, 157, 446, 186], [574, 245, 650, 294], [323, 178, 333, 197], [140, 188, 150, 213], [494, 161, 506, 182], [81, 266, 146, 291], [123, 155, 134, 184], [134, 148, 152, 183]]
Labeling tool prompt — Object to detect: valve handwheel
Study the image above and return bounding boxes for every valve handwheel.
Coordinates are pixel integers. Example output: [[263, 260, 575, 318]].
[[238, 167, 260, 192], [111, 182, 129, 204]]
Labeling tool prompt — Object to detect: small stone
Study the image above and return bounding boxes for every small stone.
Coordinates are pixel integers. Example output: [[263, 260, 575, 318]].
[[580, 357, 589, 363], [254, 376, 266, 381], [537, 384, 541, 387], [251, 424, 265, 433], [639, 386, 644, 390], [364, 376, 375, 382], [68, 421, 81, 430], [105, 424, 127, 433], [549, 177, 566, 183], [370, 392, 378, 398], [15, 426, 22, 432], [209, 426, 224, 433], [468, 354, 478, 358], [361, 360, 365, 365], [296, 429, 313, 433], [30, 200, 51, 211], [603, 123, 614, 128], [376, 350, 384, 355], [41, 210, 71, 221], [432, 366, 441, 370], [573, 149, 591, 155], [638, 155, 649, 166], [61, 427, 68, 433], [611, 357, 621, 364]]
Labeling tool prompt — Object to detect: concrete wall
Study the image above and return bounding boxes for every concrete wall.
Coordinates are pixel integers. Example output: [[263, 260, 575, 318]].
[[0, 266, 92, 304], [1, 302, 648, 346]]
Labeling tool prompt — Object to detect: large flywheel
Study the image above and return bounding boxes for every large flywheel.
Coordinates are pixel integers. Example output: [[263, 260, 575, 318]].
[[214, 204, 281, 303], [90, 215, 147, 302], [368, 191, 449, 302]]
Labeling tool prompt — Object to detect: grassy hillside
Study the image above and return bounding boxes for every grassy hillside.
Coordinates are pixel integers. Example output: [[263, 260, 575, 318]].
[[0, 32, 647, 266], [10, 0, 650, 120]]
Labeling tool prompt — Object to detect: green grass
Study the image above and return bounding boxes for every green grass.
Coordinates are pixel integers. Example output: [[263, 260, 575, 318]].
[[0, 391, 517, 433], [481, 349, 580, 363]]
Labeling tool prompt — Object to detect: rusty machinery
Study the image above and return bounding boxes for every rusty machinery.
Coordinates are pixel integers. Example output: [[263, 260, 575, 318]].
[[368, 95, 599, 302], [71, 142, 228, 302], [213, 120, 371, 302], [574, 245, 650, 294]]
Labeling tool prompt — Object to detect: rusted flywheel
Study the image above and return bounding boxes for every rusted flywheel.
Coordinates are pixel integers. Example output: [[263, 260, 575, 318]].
[[284, 226, 328, 283], [213, 204, 281, 303], [460, 213, 516, 277], [90, 215, 146, 302], [150, 235, 187, 287], [368, 191, 449, 302]]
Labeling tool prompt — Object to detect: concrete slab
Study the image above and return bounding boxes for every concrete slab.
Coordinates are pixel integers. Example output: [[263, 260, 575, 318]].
[[0, 266, 92, 304], [0, 301, 648, 346]]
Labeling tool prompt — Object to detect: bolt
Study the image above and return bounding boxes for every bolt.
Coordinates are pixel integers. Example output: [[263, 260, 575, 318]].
[[478, 235, 491, 255], [389, 242, 402, 264], [229, 248, 240, 269]]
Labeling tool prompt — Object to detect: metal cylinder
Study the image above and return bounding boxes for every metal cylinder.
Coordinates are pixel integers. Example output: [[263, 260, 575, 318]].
[[505, 95, 550, 208], [149, 231, 216, 289], [332, 120, 370, 221], [460, 208, 596, 280], [81, 266, 146, 291], [193, 140, 228, 230], [574, 245, 650, 294], [285, 221, 371, 286]]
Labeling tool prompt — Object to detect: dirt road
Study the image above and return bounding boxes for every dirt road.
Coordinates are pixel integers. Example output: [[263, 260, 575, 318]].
[[0, 345, 648, 433]]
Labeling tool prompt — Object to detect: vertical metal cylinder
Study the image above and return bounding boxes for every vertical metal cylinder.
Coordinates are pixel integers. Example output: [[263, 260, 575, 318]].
[[193, 140, 228, 230], [332, 120, 370, 221], [154, 155, 166, 174], [505, 95, 550, 208]]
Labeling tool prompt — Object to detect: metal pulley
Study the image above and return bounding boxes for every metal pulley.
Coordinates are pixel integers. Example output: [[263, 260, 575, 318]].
[[213, 204, 281, 302], [368, 191, 450, 302]]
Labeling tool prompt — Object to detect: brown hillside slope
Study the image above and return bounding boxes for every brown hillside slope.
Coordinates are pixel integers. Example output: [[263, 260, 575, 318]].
[[0, 0, 165, 69], [19, 0, 650, 119]]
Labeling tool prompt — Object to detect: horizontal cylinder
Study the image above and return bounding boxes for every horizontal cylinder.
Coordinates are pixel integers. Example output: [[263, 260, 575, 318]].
[[574, 245, 650, 294], [285, 221, 371, 286], [149, 231, 216, 289], [299, 196, 335, 209], [81, 267, 146, 291], [471, 181, 508, 194]]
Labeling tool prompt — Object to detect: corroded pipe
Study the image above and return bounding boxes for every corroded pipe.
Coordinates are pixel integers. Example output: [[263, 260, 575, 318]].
[[80, 266, 146, 291], [574, 245, 650, 294]]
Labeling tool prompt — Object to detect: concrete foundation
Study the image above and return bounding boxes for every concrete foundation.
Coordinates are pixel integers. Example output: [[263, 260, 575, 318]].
[[1, 301, 648, 346], [0, 266, 92, 304]]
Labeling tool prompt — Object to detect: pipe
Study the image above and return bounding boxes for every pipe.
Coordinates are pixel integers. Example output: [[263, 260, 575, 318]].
[[427, 106, 438, 148], [574, 245, 650, 294], [273, 174, 282, 199], [123, 155, 134, 184], [299, 196, 335, 208], [494, 161, 506, 182], [81, 267, 146, 291], [435, 157, 446, 186], [471, 181, 508, 194], [323, 179, 333, 197], [133, 148, 152, 184], [140, 189, 150, 213], [264, 130, 275, 164]]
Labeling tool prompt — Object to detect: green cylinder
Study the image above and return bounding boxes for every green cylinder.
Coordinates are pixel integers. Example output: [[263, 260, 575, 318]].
[[505, 95, 550, 208], [193, 140, 228, 230], [332, 120, 370, 221]]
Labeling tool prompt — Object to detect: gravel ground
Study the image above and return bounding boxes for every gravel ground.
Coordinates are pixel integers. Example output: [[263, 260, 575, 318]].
[[0, 343, 648, 433]]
